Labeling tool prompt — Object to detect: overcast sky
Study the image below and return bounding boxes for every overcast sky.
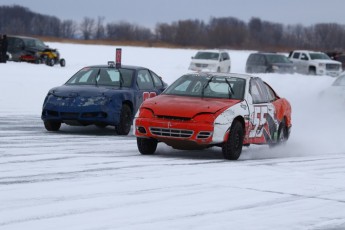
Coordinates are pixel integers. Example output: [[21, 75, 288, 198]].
[[1, 0, 344, 28]]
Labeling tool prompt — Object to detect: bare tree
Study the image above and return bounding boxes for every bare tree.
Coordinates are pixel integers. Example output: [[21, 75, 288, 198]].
[[61, 20, 77, 38], [95, 16, 105, 40], [80, 17, 95, 40]]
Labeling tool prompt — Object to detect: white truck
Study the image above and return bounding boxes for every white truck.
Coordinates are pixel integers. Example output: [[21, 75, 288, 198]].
[[288, 50, 342, 77]]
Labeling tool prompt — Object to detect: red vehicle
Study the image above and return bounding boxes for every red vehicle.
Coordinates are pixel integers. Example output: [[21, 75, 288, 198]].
[[134, 72, 292, 160]]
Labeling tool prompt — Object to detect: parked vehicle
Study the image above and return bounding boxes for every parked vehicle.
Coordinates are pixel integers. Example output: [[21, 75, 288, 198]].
[[7, 35, 65, 67], [326, 51, 345, 70], [188, 50, 231, 73], [320, 72, 345, 101], [134, 72, 292, 160], [245, 52, 295, 74], [42, 62, 167, 135], [289, 50, 341, 76]]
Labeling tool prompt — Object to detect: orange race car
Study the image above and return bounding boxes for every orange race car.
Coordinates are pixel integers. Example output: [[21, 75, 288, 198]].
[[134, 72, 292, 160]]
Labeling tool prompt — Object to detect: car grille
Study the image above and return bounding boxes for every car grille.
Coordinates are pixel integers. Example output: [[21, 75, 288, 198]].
[[156, 115, 190, 121], [61, 112, 79, 119], [195, 63, 208, 68], [326, 64, 340, 71], [150, 127, 193, 138]]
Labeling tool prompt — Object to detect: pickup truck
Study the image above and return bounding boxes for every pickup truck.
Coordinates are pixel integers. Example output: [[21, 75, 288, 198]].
[[288, 50, 342, 77]]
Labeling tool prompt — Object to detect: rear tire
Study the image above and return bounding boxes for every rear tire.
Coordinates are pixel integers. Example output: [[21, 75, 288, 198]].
[[44, 120, 61, 131], [269, 121, 288, 147], [222, 120, 244, 160], [137, 137, 157, 155], [116, 104, 132, 135]]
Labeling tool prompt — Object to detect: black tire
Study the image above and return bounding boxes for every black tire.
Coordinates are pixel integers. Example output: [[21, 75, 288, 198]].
[[60, 58, 66, 67], [269, 121, 288, 147], [308, 68, 316, 75], [46, 58, 55, 66], [137, 137, 157, 155], [277, 121, 288, 144], [116, 104, 132, 135], [222, 120, 244, 160], [44, 120, 61, 131]]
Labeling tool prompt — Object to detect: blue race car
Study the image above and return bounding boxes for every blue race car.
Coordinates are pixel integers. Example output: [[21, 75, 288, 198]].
[[41, 62, 167, 135]]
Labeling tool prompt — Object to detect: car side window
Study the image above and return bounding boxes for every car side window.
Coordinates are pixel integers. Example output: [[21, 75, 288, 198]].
[[301, 53, 308, 60], [150, 71, 163, 87], [137, 69, 155, 90], [257, 55, 265, 65], [264, 82, 277, 102], [221, 52, 229, 61], [250, 78, 270, 104], [292, 52, 300, 59]]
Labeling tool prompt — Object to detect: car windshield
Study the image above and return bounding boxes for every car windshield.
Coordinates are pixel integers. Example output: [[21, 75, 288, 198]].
[[194, 52, 219, 60], [310, 53, 331, 60], [23, 38, 47, 50], [266, 54, 291, 63], [163, 74, 245, 100], [65, 67, 134, 87]]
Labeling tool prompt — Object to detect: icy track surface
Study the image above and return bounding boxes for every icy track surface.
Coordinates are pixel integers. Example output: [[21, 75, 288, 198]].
[[1, 44, 345, 230]]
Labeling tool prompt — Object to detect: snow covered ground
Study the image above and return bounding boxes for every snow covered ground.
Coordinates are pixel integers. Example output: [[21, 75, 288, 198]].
[[1, 43, 345, 230]]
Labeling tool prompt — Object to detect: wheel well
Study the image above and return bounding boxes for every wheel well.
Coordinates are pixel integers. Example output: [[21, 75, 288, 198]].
[[233, 116, 245, 131], [309, 66, 316, 71]]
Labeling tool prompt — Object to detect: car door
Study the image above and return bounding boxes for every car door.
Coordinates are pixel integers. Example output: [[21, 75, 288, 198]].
[[290, 52, 302, 73], [247, 78, 277, 144], [299, 52, 310, 74], [220, 52, 231, 72], [135, 69, 161, 111]]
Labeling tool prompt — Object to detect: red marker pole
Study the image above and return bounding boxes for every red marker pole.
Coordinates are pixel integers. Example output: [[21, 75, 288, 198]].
[[116, 48, 122, 68]]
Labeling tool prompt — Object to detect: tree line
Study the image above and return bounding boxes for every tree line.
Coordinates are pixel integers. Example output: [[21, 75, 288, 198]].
[[1, 5, 345, 51]]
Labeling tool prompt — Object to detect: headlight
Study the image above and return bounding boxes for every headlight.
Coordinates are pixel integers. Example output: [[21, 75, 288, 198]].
[[139, 107, 154, 118]]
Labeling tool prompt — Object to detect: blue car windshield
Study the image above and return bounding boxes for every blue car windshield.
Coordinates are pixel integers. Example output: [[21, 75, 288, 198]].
[[163, 74, 246, 100], [65, 67, 134, 87]]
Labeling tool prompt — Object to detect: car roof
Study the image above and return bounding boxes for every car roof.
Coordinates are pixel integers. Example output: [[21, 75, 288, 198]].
[[7, 35, 40, 40], [293, 50, 325, 53], [196, 49, 227, 53], [186, 72, 252, 80], [83, 65, 148, 70]]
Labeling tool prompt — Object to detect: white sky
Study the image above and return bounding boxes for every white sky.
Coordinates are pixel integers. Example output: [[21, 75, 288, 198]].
[[1, 0, 345, 28]]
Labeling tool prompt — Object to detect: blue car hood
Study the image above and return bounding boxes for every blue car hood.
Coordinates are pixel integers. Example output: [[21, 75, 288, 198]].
[[49, 85, 119, 97]]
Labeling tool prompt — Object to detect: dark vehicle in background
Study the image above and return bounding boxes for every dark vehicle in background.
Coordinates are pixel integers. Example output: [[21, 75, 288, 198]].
[[41, 62, 167, 135], [326, 51, 345, 70], [7, 35, 65, 67], [246, 52, 295, 74]]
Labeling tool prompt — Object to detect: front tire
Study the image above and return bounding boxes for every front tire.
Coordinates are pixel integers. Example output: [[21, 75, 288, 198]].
[[116, 104, 132, 135], [137, 137, 157, 155], [222, 120, 244, 160], [44, 120, 61, 131], [60, 58, 66, 67]]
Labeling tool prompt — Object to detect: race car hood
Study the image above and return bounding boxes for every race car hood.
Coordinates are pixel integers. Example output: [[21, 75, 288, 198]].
[[142, 95, 240, 118], [49, 85, 119, 98]]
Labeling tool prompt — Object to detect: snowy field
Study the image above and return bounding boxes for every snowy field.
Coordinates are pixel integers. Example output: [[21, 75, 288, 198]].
[[1, 43, 345, 230]]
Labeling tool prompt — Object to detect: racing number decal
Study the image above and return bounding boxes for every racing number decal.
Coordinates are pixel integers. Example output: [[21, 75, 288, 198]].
[[249, 106, 268, 138], [143, 92, 157, 101]]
